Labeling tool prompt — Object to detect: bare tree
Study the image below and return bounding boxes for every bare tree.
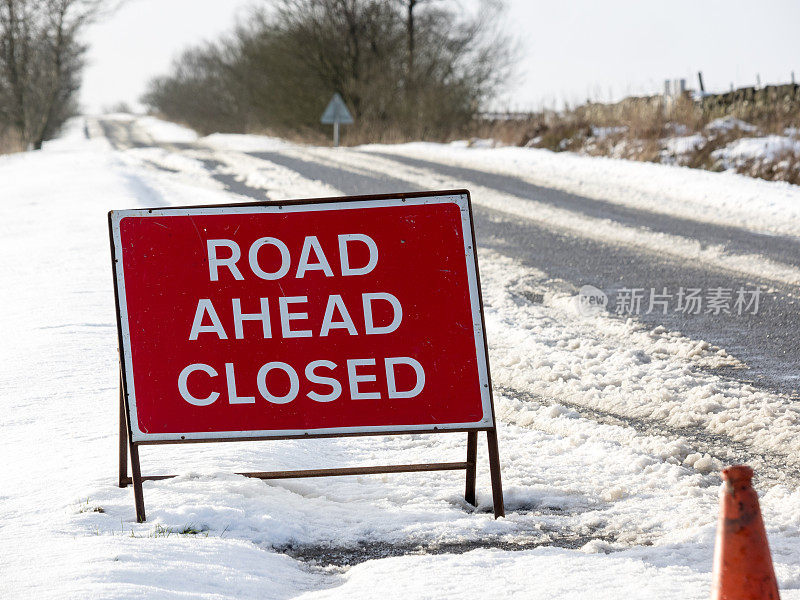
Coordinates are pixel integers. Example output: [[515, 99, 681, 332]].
[[0, 0, 102, 149], [402, 0, 439, 87], [143, 0, 514, 141], [142, 38, 253, 135]]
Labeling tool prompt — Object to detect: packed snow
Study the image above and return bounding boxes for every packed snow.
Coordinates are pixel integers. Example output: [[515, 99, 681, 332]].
[[2, 115, 799, 599], [134, 115, 199, 143], [204, 133, 291, 153]]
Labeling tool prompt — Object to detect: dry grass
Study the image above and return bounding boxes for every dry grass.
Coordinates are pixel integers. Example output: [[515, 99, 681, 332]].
[[0, 128, 25, 155], [250, 120, 480, 147], [732, 150, 800, 185], [476, 93, 800, 185], [248, 98, 800, 185]]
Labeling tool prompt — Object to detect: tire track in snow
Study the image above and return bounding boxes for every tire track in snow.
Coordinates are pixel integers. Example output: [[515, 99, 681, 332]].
[[249, 151, 422, 196], [97, 119, 272, 200], [96, 119, 171, 208]]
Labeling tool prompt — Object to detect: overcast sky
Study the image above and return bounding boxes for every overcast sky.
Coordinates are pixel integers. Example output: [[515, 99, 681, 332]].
[[81, 0, 800, 113]]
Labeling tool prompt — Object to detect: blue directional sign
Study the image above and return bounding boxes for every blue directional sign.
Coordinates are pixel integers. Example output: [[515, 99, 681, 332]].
[[320, 93, 354, 125]]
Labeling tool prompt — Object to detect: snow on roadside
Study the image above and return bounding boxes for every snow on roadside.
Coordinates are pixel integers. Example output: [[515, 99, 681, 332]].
[[2, 115, 800, 599], [354, 140, 800, 239], [296, 547, 710, 599], [591, 125, 628, 139], [135, 115, 198, 143], [479, 249, 800, 471], [203, 132, 291, 153], [661, 133, 705, 158], [714, 135, 800, 168]]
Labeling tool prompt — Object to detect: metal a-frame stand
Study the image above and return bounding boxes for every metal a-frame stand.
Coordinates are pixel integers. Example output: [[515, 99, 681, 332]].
[[118, 373, 504, 523], [112, 190, 505, 524]]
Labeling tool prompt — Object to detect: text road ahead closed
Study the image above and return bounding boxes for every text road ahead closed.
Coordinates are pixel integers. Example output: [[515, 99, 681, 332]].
[[111, 194, 492, 441]]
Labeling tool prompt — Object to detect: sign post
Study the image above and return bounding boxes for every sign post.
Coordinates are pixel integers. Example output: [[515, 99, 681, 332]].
[[320, 93, 353, 146], [110, 190, 504, 522]]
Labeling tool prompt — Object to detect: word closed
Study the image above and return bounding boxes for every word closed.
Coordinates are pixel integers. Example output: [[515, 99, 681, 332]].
[[111, 195, 493, 441]]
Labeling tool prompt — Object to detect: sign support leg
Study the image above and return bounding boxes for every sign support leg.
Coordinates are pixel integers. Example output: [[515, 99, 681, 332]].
[[464, 431, 477, 506], [118, 373, 128, 488], [333, 121, 339, 147], [486, 428, 505, 518], [129, 442, 146, 522]]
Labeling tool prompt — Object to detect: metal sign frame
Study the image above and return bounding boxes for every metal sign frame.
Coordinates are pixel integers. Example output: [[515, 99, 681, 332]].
[[109, 189, 504, 522]]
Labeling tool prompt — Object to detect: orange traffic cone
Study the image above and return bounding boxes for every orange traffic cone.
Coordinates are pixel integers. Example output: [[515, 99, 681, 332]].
[[711, 465, 780, 600]]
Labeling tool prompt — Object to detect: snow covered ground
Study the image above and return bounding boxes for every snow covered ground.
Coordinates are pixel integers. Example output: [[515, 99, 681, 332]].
[[2, 116, 800, 599]]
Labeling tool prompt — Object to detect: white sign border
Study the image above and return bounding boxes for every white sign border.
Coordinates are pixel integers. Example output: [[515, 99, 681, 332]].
[[111, 194, 494, 442]]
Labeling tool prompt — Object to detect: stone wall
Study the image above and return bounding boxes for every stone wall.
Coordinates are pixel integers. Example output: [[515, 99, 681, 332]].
[[701, 84, 800, 112]]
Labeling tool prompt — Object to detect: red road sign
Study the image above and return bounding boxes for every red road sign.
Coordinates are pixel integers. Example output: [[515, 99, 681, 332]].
[[110, 192, 494, 442]]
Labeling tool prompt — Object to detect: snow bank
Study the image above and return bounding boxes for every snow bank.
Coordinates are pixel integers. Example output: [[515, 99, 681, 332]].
[[662, 133, 705, 156], [136, 115, 198, 143], [715, 135, 800, 164], [203, 132, 293, 152]]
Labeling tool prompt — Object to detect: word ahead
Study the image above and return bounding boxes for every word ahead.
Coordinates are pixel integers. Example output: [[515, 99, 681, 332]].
[[111, 193, 494, 442]]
